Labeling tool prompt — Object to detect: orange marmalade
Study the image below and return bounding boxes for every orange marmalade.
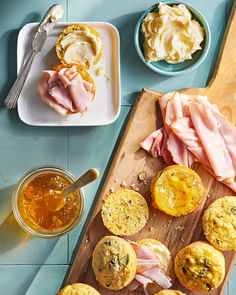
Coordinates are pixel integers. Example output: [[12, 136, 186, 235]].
[[18, 173, 81, 231]]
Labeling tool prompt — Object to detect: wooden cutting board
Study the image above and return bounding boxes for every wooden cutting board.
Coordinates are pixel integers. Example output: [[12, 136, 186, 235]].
[[64, 2, 236, 295]]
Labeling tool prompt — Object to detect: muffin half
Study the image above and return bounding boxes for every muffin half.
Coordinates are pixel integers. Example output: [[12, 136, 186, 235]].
[[56, 24, 103, 68]]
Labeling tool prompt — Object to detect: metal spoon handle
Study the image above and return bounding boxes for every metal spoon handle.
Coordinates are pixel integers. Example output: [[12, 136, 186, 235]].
[[4, 50, 37, 109], [63, 168, 99, 196]]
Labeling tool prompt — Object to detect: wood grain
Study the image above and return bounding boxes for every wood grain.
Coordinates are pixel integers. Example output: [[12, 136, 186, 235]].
[[64, 2, 236, 295]]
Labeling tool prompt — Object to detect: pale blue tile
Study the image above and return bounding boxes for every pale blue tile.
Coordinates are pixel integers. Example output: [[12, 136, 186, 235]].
[[0, 0, 67, 104], [228, 264, 236, 295], [0, 108, 67, 186], [0, 265, 68, 295], [0, 212, 67, 264], [25, 265, 68, 295], [68, 106, 130, 260], [0, 108, 68, 264], [68, 0, 227, 105]]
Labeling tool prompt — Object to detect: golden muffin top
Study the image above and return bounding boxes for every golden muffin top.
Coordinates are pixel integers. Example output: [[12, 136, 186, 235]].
[[101, 188, 149, 236], [151, 165, 204, 216], [92, 235, 137, 290], [203, 196, 236, 251], [57, 283, 101, 295], [174, 241, 225, 292]]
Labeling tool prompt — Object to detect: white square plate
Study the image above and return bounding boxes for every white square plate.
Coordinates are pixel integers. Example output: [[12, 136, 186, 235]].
[[17, 22, 121, 126]]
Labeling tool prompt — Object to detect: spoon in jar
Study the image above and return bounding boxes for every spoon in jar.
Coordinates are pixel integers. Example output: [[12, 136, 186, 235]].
[[44, 168, 99, 212]]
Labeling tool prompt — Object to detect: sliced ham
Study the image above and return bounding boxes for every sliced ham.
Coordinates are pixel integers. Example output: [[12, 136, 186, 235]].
[[213, 111, 236, 171], [140, 129, 163, 154], [134, 274, 153, 295], [38, 65, 93, 115], [38, 72, 68, 115], [128, 279, 141, 291], [137, 258, 161, 273], [189, 102, 235, 182], [141, 91, 236, 192], [167, 132, 195, 167], [171, 117, 210, 168], [141, 266, 172, 289], [130, 242, 158, 261]]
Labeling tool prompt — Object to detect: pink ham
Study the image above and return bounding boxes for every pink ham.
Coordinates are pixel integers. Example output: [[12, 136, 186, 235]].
[[163, 92, 195, 167], [213, 111, 236, 171], [141, 266, 172, 289], [167, 132, 195, 167], [189, 102, 235, 182], [141, 91, 236, 192], [137, 259, 161, 273], [38, 71, 68, 115], [140, 129, 163, 155], [38, 65, 93, 115], [130, 242, 158, 261], [171, 117, 210, 168], [134, 274, 153, 295], [128, 279, 141, 291]]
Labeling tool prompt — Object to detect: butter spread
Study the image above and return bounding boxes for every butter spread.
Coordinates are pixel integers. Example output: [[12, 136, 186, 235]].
[[60, 28, 102, 66], [141, 2, 204, 63]]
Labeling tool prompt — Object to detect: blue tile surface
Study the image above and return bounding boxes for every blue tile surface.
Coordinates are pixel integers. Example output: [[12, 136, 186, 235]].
[[0, 0, 235, 294]]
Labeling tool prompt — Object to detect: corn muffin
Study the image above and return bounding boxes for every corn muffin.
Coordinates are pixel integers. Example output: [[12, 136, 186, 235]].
[[137, 238, 172, 273], [101, 188, 149, 236], [56, 24, 103, 68], [92, 235, 137, 290], [151, 165, 204, 216], [57, 283, 101, 295], [155, 290, 186, 295], [203, 196, 236, 251], [174, 241, 225, 292]]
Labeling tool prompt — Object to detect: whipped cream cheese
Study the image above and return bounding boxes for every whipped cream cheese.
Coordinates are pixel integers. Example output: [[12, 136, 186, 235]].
[[60, 28, 103, 66], [141, 2, 204, 64]]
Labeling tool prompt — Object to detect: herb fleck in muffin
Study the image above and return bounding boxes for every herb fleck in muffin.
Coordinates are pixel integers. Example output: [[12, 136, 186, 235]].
[[174, 241, 225, 292], [92, 235, 137, 290]]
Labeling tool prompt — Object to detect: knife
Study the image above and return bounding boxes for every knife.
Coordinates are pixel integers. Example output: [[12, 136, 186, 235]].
[[4, 4, 64, 109]]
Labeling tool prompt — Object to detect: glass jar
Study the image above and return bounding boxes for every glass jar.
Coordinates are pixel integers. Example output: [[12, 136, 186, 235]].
[[12, 166, 84, 239]]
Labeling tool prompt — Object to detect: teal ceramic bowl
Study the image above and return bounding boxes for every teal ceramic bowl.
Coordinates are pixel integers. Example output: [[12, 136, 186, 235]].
[[134, 1, 211, 76]]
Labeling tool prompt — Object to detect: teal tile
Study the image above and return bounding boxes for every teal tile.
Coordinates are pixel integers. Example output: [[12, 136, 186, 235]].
[[0, 0, 67, 104], [0, 108, 67, 186], [25, 265, 68, 295], [0, 212, 67, 264], [0, 108, 68, 264], [228, 264, 236, 295], [68, 106, 130, 260], [0, 265, 67, 295]]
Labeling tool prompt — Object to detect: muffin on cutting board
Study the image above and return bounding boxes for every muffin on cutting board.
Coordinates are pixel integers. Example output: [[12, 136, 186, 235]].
[[174, 241, 225, 292], [92, 235, 137, 290]]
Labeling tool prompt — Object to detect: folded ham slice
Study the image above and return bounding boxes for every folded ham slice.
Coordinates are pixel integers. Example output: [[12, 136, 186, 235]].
[[129, 241, 172, 294], [189, 102, 235, 182], [38, 66, 93, 115], [140, 92, 236, 192]]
